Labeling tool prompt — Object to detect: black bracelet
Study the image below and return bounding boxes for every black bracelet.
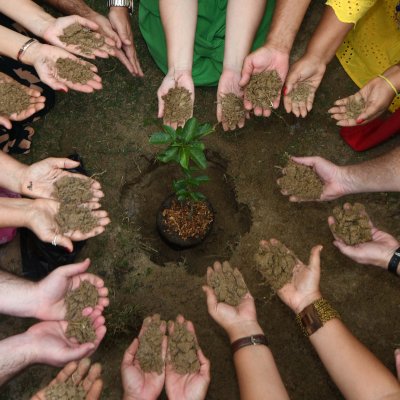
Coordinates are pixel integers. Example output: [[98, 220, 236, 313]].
[[388, 247, 400, 275], [231, 334, 268, 354]]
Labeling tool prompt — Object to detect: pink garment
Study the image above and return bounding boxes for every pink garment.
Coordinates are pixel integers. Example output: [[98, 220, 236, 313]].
[[0, 187, 20, 244]]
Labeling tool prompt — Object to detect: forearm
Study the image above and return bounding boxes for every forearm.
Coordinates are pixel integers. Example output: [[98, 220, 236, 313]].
[[265, 0, 312, 53], [41, 0, 95, 18], [0, 152, 27, 194], [0, 198, 33, 229], [159, 0, 197, 72], [0, 26, 35, 62], [382, 63, 400, 92], [310, 319, 400, 400], [223, 0, 266, 72]]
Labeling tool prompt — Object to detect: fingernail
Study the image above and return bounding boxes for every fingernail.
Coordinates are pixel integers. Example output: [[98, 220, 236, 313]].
[[283, 86, 287, 96], [356, 119, 364, 124]]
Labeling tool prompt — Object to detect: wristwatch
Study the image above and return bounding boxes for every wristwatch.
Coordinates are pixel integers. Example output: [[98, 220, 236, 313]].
[[107, 0, 133, 15]]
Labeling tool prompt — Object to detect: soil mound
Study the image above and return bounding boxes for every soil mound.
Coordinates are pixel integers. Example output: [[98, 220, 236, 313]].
[[162, 87, 192, 123], [345, 97, 365, 119], [56, 58, 94, 84], [53, 176, 93, 204], [0, 82, 30, 115], [220, 93, 245, 129], [254, 241, 297, 291], [245, 70, 282, 109], [169, 322, 200, 374], [289, 83, 312, 103], [56, 203, 98, 233], [136, 315, 165, 374], [45, 381, 85, 400], [207, 262, 247, 306], [278, 159, 323, 200], [59, 23, 105, 55], [66, 316, 97, 343], [330, 203, 372, 245]]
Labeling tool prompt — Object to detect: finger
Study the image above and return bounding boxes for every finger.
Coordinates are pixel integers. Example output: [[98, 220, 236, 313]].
[[213, 261, 222, 273], [139, 315, 153, 338], [395, 349, 400, 380], [202, 285, 218, 316], [308, 245, 323, 270], [57, 235, 74, 253], [60, 258, 91, 277], [81, 362, 102, 391], [86, 379, 103, 400], [254, 106, 263, 117], [122, 338, 139, 367], [290, 156, 318, 168], [65, 343, 95, 361], [158, 92, 165, 119], [71, 358, 91, 385], [243, 98, 253, 111], [0, 116, 12, 129], [197, 348, 211, 378], [239, 59, 253, 87], [161, 335, 168, 364], [76, 16, 99, 32], [55, 361, 79, 383], [176, 314, 185, 325], [262, 107, 272, 117], [306, 92, 315, 112], [114, 48, 135, 74]]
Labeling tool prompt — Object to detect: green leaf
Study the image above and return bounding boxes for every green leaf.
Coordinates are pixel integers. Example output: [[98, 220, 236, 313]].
[[158, 147, 179, 163], [191, 191, 206, 201], [149, 132, 171, 145], [189, 142, 205, 151], [176, 126, 184, 139], [193, 175, 209, 184], [173, 179, 187, 191], [162, 125, 176, 141], [183, 117, 198, 143], [194, 123, 214, 139], [179, 148, 190, 169], [189, 147, 207, 169]]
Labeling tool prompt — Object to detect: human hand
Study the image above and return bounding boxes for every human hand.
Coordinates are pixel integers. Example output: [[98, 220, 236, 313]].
[[165, 315, 210, 400], [35, 258, 109, 321], [22, 42, 102, 93], [157, 70, 194, 128], [109, 7, 144, 77], [328, 212, 400, 270], [19, 157, 104, 201], [328, 76, 395, 126], [217, 68, 248, 131], [26, 198, 110, 252], [283, 54, 326, 117], [0, 72, 45, 127], [31, 358, 103, 400], [258, 239, 322, 314], [203, 261, 263, 342], [121, 315, 167, 400], [278, 156, 349, 202], [239, 45, 289, 117]]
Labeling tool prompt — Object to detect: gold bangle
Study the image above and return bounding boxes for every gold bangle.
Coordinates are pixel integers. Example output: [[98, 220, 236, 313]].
[[378, 74, 399, 96], [17, 38, 38, 63]]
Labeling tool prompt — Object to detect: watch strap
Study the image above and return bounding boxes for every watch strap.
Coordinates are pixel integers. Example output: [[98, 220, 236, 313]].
[[388, 247, 400, 275], [107, 0, 133, 14], [231, 334, 268, 354]]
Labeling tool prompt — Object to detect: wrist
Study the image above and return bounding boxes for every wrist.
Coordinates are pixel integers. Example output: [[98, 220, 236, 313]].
[[19, 41, 43, 66], [226, 320, 264, 343], [167, 66, 192, 76], [293, 291, 322, 314], [109, 5, 130, 17], [35, 15, 56, 38], [263, 39, 291, 55], [14, 331, 38, 366], [379, 244, 400, 270]]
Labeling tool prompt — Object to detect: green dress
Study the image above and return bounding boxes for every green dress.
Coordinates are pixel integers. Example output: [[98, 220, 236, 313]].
[[139, 0, 276, 86]]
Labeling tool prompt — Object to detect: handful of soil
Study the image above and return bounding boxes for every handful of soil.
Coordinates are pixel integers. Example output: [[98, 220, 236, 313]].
[[289, 83, 312, 103], [59, 23, 105, 55], [345, 97, 365, 120], [278, 159, 323, 200], [220, 93, 245, 129], [168, 322, 200, 374], [136, 315, 165, 374], [207, 262, 248, 306], [245, 70, 282, 109], [56, 203, 98, 234], [162, 86, 192, 123], [45, 380, 85, 400], [55, 58, 95, 84], [66, 316, 97, 343], [330, 203, 372, 245], [254, 241, 298, 291], [0, 82, 31, 115], [53, 176, 93, 204]]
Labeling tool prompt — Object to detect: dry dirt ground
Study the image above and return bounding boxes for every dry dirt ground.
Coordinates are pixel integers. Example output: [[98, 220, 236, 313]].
[[1, 2, 400, 399]]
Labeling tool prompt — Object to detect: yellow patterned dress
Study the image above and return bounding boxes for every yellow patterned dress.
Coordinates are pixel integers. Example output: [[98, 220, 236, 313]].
[[326, 0, 400, 111]]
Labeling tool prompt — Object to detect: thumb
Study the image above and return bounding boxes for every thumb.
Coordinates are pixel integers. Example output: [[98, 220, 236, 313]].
[[64, 343, 95, 362], [51, 157, 80, 170], [239, 57, 254, 87], [284, 70, 299, 96], [0, 116, 12, 129], [59, 258, 91, 277], [202, 286, 218, 316], [77, 16, 99, 31], [308, 245, 323, 271], [55, 234, 73, 253]]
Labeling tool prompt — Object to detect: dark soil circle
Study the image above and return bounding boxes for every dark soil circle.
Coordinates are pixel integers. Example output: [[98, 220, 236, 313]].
[[121, 152, 252, 274]]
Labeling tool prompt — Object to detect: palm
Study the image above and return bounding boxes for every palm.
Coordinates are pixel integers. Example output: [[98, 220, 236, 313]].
[[166, 369, 209, 400]]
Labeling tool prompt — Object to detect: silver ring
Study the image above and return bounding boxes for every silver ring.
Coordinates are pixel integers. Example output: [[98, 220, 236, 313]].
[[51, 235, 58, 246]]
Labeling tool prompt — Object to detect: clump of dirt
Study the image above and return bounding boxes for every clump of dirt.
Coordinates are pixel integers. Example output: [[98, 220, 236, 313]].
[[162, 86, 192, 123], [289, 83, 312, 103], [53, 176, 93, 204], [59, 23, 105, 55], [330, 203, 372, 245], [245, 70, 282, 109], [136, 315, 165, 374], [168, 322, 200, 374], [220, 93, 245, 129], [55, 58, 94, 84], [45, 380, 85, 400], [162, 200, 213, 240], [207, 262, 248, 306], [278, 159, 323, 200], [345, 97, 365, 119], [66, 316, 97, 343], [65, 280, 99, 320], [254, 241, 297, 291], [56, 203, 98, 234], [0, 82, 30, 115]]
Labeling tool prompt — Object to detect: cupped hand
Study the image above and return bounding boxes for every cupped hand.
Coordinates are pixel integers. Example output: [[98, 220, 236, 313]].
[[283, 54, 326, 117], [31, 358, 103, 400], [20, 157, 104, 201], [157, 70, 194, 128], [35, 258, 109, 321], [43, 15, 115, 59], [121, 315, 167, 400], [217, 68, 247, 131], [328, 76, 395, 126], [239, 45, 289, 117], [278, 156, 349, 202], [165, 315, 210, 400], [0, 72, 45, 126]]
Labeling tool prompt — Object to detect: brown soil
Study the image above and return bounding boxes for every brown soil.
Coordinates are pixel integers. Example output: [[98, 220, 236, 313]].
[[55, 58, 94, 84], [66, 316, 97, 343], [345, 96, 365, 119], [0, 82, 30, 115], [45, 380, 85, 400], [254, 241, 298, 291], [168, 321, 200, 374], [207, 262, 248, 306], [65, 280, 99, 320], [59, 23, 105, 55], [289, 83, 312, 103], [55, 203, 98, 234], [52, 176, 93, 204], [278, 159, 323, 200], [330, 203, 372, 245], [136, 315, 165, 374], [162, 86, 192, 123], [245, 70, 282, 109], [220, 93, 245, 129]]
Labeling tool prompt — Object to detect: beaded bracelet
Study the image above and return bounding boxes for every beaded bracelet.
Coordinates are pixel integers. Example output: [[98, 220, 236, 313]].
[[378, 74, 399, 97]]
